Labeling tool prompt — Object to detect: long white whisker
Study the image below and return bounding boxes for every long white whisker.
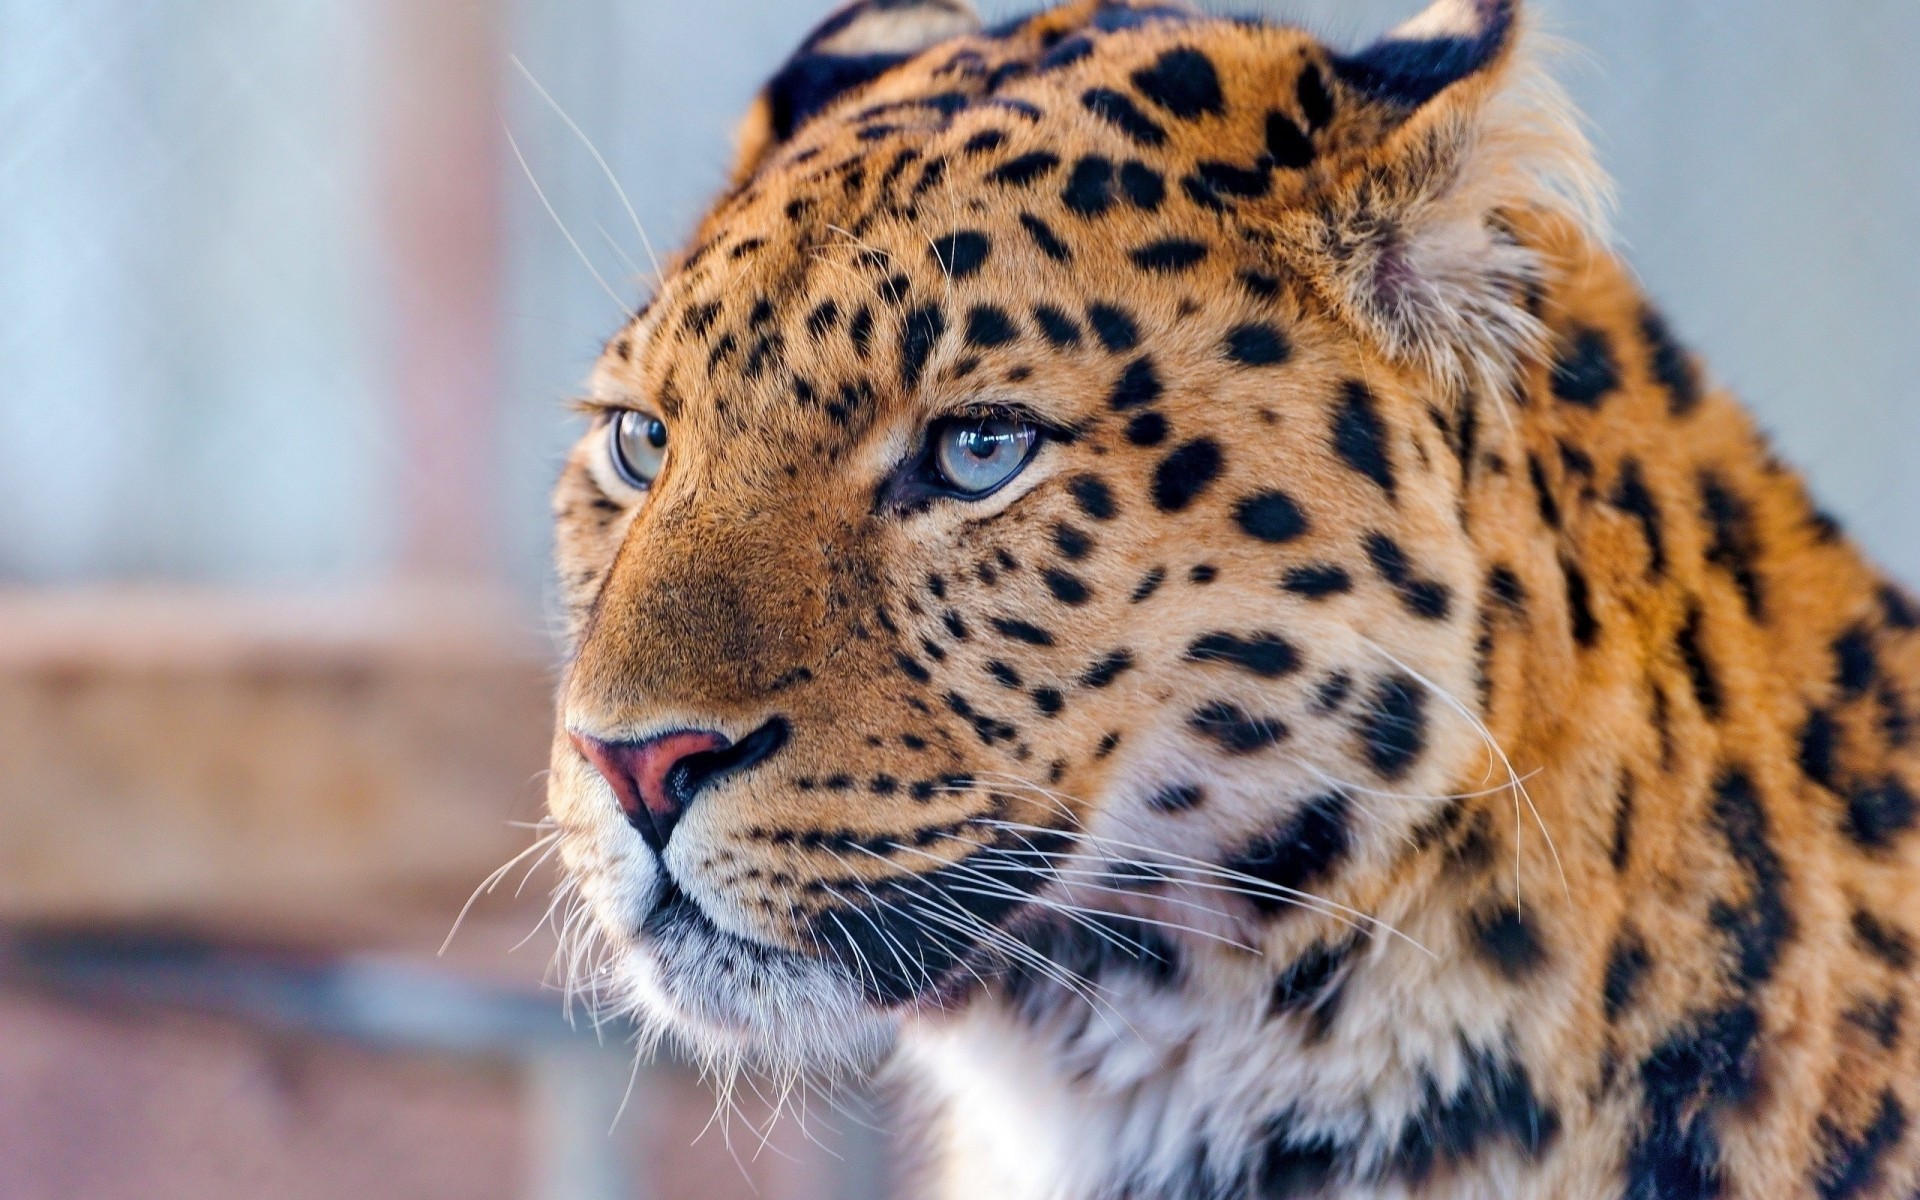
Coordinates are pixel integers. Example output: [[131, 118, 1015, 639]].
[[1359, 637, 1569, 912], [505, 125, 636, 319], [510, 54, 664, 283]]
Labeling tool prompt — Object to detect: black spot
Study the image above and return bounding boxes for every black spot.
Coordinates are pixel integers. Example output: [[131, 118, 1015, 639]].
[[1284, 564, 1351, 598], [1814, 1090, 1907, 1200], [804, 300, 840, 340], [1851, 909, 1915, 971], [991, 617, 1054, 647], [1225, 324, 1291, 370], [1264, 110, 1314, 168], [1550, 326, 1620, 407], [1131, 568, 1167, 603], [1469, 904, 1547, 980], [1130, 47, 1224, 120], [1677, 605, 1721, 718], [1879, 584, 1920, 630], [986, 660, 1023, 689], [930, 230, 991, 279], [1834, 626, 1877, 698], [1642, 308, 1702, 417], [1846, 777, 1917, 849], [1235, 490, 1308, 544], [1333, 380, 1395, 497], [1238, 270, 1282, 301], [1109, 356, 1163, 410], [1148, 783, 1204, 813], [1563, 558, 1599, 646], [1052, 523, 1091, 560], [1188, 159, 1272, 202], [1269, 936, 1354, 1039], [1187, 632, 1301, 679], [1031, 688, 1064, 716], [1359, 673, 1427, 779], [1062, 155, 1115, 216], [1603, 929, 1651, 1022], [899, 305, 946, 390], [988, 151, 1060, 186], [1296, 63, 1335, 130], [1081, 87, 1168, 146], [1365, 533, 1453, 620], [1125, 411, 1168, 446], [1118, 161, 1165, 209], [682, 300, 722, 336], [1252, 1116, 1342, 1197], [1710, 768, 1793, 989], [1086, 304, 1140, 353], [894, 652, 932, 684], [1131, 239, 1209, 273], [1700, 472, 1766, 620], [962, 129, 1007, 156], [1032, 304, 1082, 347], [848, 305, 874, 357], [1610, 459, 1667, 576], [1018, 212, 1072, 262], [1844, 995, 1904, 1050], [942, 610, 969, 640], [1036, 34, 1093, 70], [1189, 702, 1288, 754], [1188, 564, 1217, 585], [1043, 568, 1091, 606], [1611, 774, 1636, 871], [1625, 1004, 1764, 1199], [1081, 650, 1133, 688], [1526, 452, 1561, 530], [1224, 793, 1352, 915], [1315, 672, 1353, 713], [1488, 564, 1527, 613], [1094, 731, 1122, 759], [1069, 475, 1116, 520], [1152, 439, 1223, 512], [962, 305, 1018, 350], [1799, 709, 1839, 790]]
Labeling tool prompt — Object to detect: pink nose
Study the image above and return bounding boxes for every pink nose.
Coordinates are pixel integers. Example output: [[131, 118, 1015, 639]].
[[569, 728, 731, 849]]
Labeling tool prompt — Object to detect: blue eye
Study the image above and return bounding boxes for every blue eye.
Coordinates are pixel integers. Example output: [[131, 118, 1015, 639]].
[[932, 416, 1040, 498], [610, 410, 668, 488]]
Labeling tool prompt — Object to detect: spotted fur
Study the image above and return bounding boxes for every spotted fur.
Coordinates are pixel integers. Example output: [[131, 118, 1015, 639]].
[[544, 2, 1920, 1197]]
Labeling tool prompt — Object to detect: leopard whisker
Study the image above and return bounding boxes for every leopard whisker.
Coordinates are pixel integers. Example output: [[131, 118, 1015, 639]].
[[1357, 637, 1569, 913]]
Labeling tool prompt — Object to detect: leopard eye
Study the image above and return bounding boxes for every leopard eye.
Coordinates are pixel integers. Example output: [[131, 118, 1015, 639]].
[[931, 416, 1039, 498], [609, 410, 668, 489]]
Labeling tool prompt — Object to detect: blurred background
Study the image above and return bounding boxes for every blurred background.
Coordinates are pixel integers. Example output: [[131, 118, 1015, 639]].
[[1, 1, 1916, 1197]]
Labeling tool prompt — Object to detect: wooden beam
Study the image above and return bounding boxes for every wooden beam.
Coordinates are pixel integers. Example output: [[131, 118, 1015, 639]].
[[0, 586, 555, 931]]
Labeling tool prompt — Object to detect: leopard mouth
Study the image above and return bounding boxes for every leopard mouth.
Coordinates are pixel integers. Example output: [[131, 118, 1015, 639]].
[[630, 825, 1076, 1047]]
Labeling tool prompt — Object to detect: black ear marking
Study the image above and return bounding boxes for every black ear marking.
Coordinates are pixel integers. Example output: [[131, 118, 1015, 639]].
[[766, 0, 982, 142], [1331, 0, 1517, 107]]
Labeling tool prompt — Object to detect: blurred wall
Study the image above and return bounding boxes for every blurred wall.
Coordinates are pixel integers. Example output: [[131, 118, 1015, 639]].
[[5, 0, 1919, 597]]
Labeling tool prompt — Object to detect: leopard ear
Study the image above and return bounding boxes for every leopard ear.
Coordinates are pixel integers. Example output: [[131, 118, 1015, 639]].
[[1331, 0, 1519, 108], [730, 0, 980, 185], [1279, 0, 1609, 394]]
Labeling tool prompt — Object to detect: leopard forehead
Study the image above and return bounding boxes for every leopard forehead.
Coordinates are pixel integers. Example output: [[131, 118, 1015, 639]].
[[594, 8, 1390, 447]]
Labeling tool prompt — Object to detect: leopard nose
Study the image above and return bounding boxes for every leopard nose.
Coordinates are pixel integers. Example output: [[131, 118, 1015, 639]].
[[569, 719, 790, 850]]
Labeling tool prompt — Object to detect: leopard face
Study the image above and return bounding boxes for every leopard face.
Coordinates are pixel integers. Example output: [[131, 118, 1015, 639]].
[[546, 0, 1582, 1071]]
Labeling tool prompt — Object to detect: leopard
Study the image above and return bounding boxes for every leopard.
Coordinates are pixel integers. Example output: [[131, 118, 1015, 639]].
[[541, 1, 1920, 1196]]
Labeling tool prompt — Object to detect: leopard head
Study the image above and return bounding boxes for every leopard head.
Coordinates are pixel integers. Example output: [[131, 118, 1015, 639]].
[[545, 0, 1601, 1072]]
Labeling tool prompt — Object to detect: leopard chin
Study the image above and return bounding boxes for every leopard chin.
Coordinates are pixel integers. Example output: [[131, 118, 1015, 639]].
[[618, 884, 899, 1074]]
